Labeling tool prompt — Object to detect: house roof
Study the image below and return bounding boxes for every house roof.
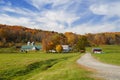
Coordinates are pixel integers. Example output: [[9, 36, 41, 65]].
[[92, 48, 102, 51], [21, 45, 42, 50], [62, 45, 69, 49]]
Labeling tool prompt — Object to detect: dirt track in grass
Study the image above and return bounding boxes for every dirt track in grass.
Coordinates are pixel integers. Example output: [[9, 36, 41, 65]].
[[77, 53, 120, 80]]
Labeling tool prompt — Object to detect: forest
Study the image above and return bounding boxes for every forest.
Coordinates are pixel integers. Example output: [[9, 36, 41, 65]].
[[0, 24, 120, 52]]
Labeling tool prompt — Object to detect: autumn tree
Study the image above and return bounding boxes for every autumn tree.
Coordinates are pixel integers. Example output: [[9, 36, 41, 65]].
[[85, 33, 95, 46], [56, 45, 63, 53], [42, 33, 53, 52], [104, 33, 115, 45], [64, 32, 78, 46], [115, 34, 120, 44], [93, 34, 106, 46], [75, 36, 88, 52]]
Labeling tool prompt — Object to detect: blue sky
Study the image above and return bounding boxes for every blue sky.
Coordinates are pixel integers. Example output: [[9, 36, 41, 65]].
[[0, 0, 120, 34]]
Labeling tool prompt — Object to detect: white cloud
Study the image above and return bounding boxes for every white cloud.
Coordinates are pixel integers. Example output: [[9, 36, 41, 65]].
[[34, 10, 79, 32], [90, 4, 107, 15], [41, 10, 79, 25], [0, 14, 35, 28], [65, 23, 116, 34], [90, 2, 120, 17]]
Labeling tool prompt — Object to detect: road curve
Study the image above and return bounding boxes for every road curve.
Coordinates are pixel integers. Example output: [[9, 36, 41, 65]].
[[77, 53, 120, 80]]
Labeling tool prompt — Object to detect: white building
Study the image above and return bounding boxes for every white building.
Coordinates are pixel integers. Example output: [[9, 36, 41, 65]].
[[62, 45, 70, 52]]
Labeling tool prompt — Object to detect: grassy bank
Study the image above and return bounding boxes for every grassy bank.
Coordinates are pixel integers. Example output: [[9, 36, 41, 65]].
[[87, 45, 120, 66], [0, 51, 95, 80]]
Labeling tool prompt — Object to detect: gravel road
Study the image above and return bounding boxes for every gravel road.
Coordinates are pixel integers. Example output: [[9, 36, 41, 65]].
[[77, 53, 120, 80]]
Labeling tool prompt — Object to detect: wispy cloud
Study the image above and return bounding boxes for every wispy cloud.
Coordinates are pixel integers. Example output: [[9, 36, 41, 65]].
[[25, 0, 74, 10], [90, 2, 120, 17]]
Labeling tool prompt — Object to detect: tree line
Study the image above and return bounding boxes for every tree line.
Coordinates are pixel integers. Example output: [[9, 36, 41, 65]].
[[86, 32, 120, 46], [0, 24, 120, 52]]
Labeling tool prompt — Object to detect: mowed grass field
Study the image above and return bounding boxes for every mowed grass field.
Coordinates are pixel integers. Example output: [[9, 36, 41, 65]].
[[87, 45, 120, 66], [0, 50, 95, 80]]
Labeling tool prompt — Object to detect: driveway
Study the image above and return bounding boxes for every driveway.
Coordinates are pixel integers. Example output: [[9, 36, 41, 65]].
[[77, 53, 120, 80]]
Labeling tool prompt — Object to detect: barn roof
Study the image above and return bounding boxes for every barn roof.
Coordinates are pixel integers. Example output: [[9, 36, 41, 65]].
[[21, 45, 42, 50]]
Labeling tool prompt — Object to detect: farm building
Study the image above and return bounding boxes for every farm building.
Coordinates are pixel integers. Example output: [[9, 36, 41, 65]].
[[21, 41, 41, 52], [62, 45, 71, 52], [92, 48, 102, 54]]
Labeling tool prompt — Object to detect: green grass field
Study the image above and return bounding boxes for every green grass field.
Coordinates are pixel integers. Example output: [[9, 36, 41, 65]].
[[87, 45, 120, 66], [1, 45, 119, 80], [0, 51, 95, 80]]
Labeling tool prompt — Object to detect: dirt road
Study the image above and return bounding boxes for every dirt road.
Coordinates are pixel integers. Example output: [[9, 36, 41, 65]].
[[77, 53, 120, 80]]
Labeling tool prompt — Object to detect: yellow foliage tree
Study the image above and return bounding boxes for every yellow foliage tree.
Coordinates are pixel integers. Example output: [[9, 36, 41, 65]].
[[56, 45, 63, 53]]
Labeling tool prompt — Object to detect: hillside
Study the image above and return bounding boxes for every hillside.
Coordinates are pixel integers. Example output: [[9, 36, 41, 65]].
[[0, 24, 61, 47], [0, 24, 120, 48]]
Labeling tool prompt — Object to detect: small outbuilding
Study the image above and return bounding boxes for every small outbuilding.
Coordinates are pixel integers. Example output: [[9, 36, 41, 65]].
[[92, 48, 102, 54]]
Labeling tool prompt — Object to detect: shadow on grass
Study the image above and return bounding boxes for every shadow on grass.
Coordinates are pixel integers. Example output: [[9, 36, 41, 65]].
[[0, 56, 73, 80]]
